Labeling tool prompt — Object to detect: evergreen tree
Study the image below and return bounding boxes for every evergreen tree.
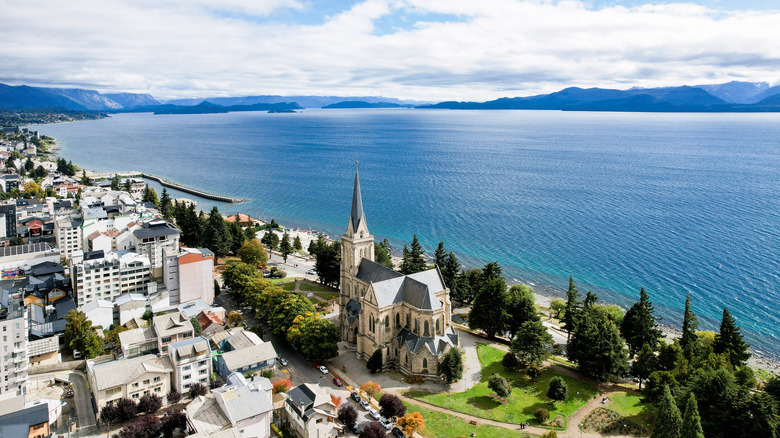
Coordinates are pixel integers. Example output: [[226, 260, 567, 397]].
[[434, 241, 447, 268], [24, 157, 34, 171], [80, 170, 92, 186], [713, 307, 750, 368], [652, 385, 682, 438], [366, 349, 383, 373], [123, 178, 131, 192], [110, 174, 120, 190], [567, 305, 628, 381], [159, 188, 172, 221], [488, 374, 511, 399], [142, 186, 159, 206], [400, 235, 426, 274], [313, 241, 341, 287], [680, 294, 699, 359], [442, 251, 460, 297], [438, 347, 464, 383], [547, 376, 568, 401], [279, 232, 293, 262], [203, 206, 230, 262], [506, 283, 539, 339], [293, 235, 302, 250], [374, 239, 393, 269], [681, 393, 705, 438], [562, 276, 580, 342], [510, 319, 554, 368], [399, 244, 411, 274], [228, 221, 244, 255], [481, 261, 502, 283], [469, 276, 509, 339], [631, 343, 658, 390], [621, 288, 663, 357]]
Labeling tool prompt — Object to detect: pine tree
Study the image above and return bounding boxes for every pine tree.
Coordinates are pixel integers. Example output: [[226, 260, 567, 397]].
[[652, 385, 682, 438], [469, 276, 509, 339], [159, 188, 172, 221], [567, 305, 628, 381], [293, 235, 302, 250], [621, 288, 663, 357], [407, 234, 426, 273], [713, 307, 750, 368], [434, 241, 447, 268], [631, 343, 657, 390], [203, 206, 230, 262], [110, 174, 120, 190], [399, 244, 411, 274], [563, 276, 580, 342], [506, 284, 539, 339], [279, 232, 292, 262], [438, 347, 464, 383], [680, 294, 699, 359], [680, 393, 704, 438]]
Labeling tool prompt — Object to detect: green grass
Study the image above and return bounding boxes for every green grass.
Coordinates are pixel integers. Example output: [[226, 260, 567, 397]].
[[407, 344, 597, 429], [405, 401, 536, 438], [300, 282, 336, 292], [268, 277, 300, 285], [281, 282, 297, 291], [607, 391, 656, 432], [314, 292, 338, 300], [549, 356, 576, 368]]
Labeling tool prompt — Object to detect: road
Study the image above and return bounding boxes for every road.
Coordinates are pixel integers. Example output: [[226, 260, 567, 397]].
[[66, 371, 96, 429]]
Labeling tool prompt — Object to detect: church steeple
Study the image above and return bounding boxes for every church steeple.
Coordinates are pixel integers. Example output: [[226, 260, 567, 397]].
[[349, 163, 365, 235]]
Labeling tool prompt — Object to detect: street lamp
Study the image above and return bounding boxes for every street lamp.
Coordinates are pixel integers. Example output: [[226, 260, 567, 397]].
[[505, 405, 508, 421], [580, 423, 583, 438]]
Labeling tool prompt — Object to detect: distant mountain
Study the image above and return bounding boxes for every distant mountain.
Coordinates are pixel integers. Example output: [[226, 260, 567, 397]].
[[322, 101, 408, 109], [53, 88, 123, 110], [153, 101, 302, 115], [165, 95, 426, 108], [103, 93, 160, 108], [748, 86, 780, 104], [419, 85, 780, 112], [694, 81, 769, 104]]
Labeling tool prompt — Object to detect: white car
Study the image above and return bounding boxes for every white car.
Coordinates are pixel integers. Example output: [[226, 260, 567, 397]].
[[369, 408, 380, 420], [379, 417, 393, 430], [360, 399, 370, 410], [306, 293, 314, 298], [318, 365, 328, 374]]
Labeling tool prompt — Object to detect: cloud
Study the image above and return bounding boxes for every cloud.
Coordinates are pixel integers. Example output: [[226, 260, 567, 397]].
[[0, 0, 778, 101]]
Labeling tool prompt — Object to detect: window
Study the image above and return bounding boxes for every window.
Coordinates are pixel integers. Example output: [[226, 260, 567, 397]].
[[423, 359, 428, 370], [153, 377, 161, 382], [424, 320, 429, 337], [143, 379, 150, 385], [132, 393, 139, 399], [384, 316, 389, 329], [436, 319, 440, 334], [199, 360, 207, 366], [395, 313, 400, 327], [182, 365, 191, 371], [132, 383, 139, 388], [406, 314, 410, 328]]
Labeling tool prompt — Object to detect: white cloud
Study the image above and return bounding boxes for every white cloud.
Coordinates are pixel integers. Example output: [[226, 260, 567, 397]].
[[0, 0, 778, 101]]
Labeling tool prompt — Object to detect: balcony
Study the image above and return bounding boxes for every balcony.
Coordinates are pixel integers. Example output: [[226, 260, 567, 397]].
[[14, 354, 25, 363]]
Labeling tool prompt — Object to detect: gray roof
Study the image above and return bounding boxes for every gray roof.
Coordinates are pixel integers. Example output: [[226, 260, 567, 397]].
[[214, 382, 273, 423], [395, 327, 458, 355], [119, 326, 157, 347], [225, 330, 262, 350], [285, 383, 334, 422], [0, 404, 48, 437], [153, 312, 193, 338], [170, 336, 210, 361], [349, 167, 365, 233], [133, 221, 180, 239], [0, 242, 54, 258], [55, 297, 76, 318], [90, 354, 172, 390], [28, 335, 59, 356], [358, 260, 444, 310], [219, 342, 277, 371]]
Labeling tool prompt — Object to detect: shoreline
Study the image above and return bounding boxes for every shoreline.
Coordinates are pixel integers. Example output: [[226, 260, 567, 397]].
[[47, 135, 780, 375]]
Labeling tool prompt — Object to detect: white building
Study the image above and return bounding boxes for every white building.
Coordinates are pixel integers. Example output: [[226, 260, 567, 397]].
[[0, 290, 28, 399], [212, 374, 274, 438], [163, 247, 215, 305], [81, 299, 114, 329], [283, 383, 340, 438], [168, 336, 212, 393], [87, 354, 172, 411], [53, 216, 82, 260], [70, 250, 152, 308], [132, 221, 181, 279]]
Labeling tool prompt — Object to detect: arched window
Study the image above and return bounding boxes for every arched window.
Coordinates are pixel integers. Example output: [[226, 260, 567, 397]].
[[405, 355, 408, 364], [406, 313, 411, 328], [423, 359, 428, 370], [384, 316, 389, 329], [424, 320, 429, 337], [414, 319, 419, 334], [436, 319, 440, 334], [395, 313, 400, 327]]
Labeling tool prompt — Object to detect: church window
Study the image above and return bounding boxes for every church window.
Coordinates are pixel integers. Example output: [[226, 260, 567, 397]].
[[436, 319, 440, 334], [406, 314, 410, 328], [369, 317, 373, 332], [423, 359, 428, 370], [424, 321, 429, 337], [414, 319, 419, 334], [395, 313, 400, 327], [384, 316, 389, 330], [405, 355, 408, 364]]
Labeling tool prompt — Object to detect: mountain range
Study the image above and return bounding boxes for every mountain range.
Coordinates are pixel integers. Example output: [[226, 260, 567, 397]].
[[1, 81, 779, 113]]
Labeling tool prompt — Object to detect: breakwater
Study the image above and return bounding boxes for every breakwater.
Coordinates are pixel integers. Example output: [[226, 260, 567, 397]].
[[142, 173, 242, 203]]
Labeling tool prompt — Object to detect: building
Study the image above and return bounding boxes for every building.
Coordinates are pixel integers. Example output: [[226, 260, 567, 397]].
[[81, 299, 114, 329], [0, 243, 60, 277], [339, 168, 459, 378], [0, 203, 17, 240], [215, 342, 277, 380], [168, 336, 212, 393], [132, 221, 181, 279], [0, 403, 50, 438], [70, 250, 152, 307], [283, 383, 339, 438], [87, 354, 172, 410], [187, 374, 272, 438], [54, 216, 83, 260], [152, 311, 194, 354], [0, 290, 28, 398], [163, 247, 215, 305], [1, 174, 20, 193], [118, 325, 157, 358], [27, 336, 60, 367]]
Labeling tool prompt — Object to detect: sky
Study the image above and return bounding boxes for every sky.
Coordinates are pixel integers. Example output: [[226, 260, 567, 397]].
[[1, 0, 779, 101]]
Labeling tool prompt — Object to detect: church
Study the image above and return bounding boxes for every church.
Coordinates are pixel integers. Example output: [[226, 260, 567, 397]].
[[339, 167, 459, 379]]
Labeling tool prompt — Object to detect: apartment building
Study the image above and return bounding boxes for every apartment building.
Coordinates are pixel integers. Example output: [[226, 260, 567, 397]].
[[133, 221, 180, 279], [168, 336, 212, 393], [70, 250, 151, 307], [0, 290, 28, 399], [163, 247, 215, 305], [152, 312, 194, 354], [87, 354, 172, 411], [53, 216, 82, 260]]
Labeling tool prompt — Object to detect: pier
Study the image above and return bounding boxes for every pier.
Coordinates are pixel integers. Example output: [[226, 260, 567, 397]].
[[142, 173, 242, 203]]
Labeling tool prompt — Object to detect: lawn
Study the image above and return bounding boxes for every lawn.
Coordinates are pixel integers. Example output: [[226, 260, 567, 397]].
[[606, 391, 656, 432], [407, 344, 597, 429], [300, 282, 337, 293], [314, 292, 338, 301], [268, 277, 300, 285], [405, 401, 535, 438], [281, 282, 297, 291]]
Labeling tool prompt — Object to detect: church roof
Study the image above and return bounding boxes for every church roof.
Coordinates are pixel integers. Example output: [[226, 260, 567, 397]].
[[357, 259, 443, 310], [395, 327, 459, 355], [349, 166, 365, 233]]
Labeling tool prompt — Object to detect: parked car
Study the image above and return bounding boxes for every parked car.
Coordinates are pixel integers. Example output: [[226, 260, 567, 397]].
[[369, 408, 381, 420], [360, 399, 370, 411], [379, 417, 393, 430], [350, 423, 361, 435], [333, 377, 343, 386], [350, 392, 362, 403], [318, 365, 329, 374], [307, 269, 317, 275], [391, 427, 406, 437], [277, 356, 288, 367], [306, 293, 314, 298]]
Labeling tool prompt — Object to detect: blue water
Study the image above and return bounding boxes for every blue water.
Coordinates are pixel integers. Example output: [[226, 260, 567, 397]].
[[32, 110, 780, 358]]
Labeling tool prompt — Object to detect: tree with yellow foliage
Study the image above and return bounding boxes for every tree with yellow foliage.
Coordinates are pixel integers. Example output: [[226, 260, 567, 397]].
[[398, 412, 424, 435], [360, 381, 381, 400]]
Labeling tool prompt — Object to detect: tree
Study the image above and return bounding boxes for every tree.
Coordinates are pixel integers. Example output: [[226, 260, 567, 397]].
[[80, 170, 92, 186], [159, 188, 172, 221], [681, 392, 705, 438], [510, 320, 554, 369], [110, 174, 120, 190], [8, 236, 24, 246], [331, 394, 342, 408], [367, 348, 383, 373], [137, 393, 162, 414], [299, 317, 341, 362], [398, 412, 425, 435], [562, 276, 580, 341], [549, 298, 566, 319], [631, 343, 658, 390], [567, 306, 628, 381], [488, 374, 511, 399], [64, 310, 93, 353], [238, 239, 268, 268], [313, 240, 341, 287], [118, 415, 162, 438], [227, 221, 245, 256], [374, 239, 393, 269], [621, 288, 663, 357], [502, 352, 521, 371], [506, 284, 539, 339], [24, 157, 34, 172], [203, 206, 230, 261], [189, 382, 207, 398], [400, 234, 426, 274], [116, 397, 138, 421], [123, 178, 131, 192], [680, 294, 699, 359], [360, 422, 388, 438], [652, 385, 682, 438], [142, 186, 158, 206], [222, 261, 259, 292], [227, 311, 243, 327], [379, 394, 407, 418], [442, 251, 460, 298], [261, 230, 279, 252], [273, 378, 292, 394], [279, 232, 293, 262], [438, 347, 464, 383], [100, 404, 119, 424], [161, 409, 187, 438], [547, 376, 568, 401], [469, 275, 508, 339], [191, 317, 202, 336], [82, 333, 104, 358], [713, 307, 750, 368], [293, 235, 302, 250], [338, 404, 358, 429], [268, 293, 315, 335], [360, 381, 382, 400], [534, 407, 550, 423], [166, 389, 181, 404]]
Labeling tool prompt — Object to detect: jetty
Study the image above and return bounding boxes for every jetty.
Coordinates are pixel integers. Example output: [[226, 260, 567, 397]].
[[142, 173, 242, 203]]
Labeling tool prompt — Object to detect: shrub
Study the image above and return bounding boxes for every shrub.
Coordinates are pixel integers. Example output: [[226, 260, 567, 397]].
[[273, 378, 292, 394], [360, 381, 382, 400], [161, 409, 187, 438], [502, 352, 520, 371], [166, 389, 181, 404], [488, 374, 511, 399], [534, 407, 550, 423], [100, 404, 119, 424], [116, 398, 137, 421], [189, 382, 208, 398], [338, 404, 358, 429], [137, 393, 162, 414], [379, 394, 406, 418], [547, 376, 568, 402], [406, 375, 424, 384], [262, 369, 273, 379], [540, 431, 558, 438], [359, 421, 387, 438]]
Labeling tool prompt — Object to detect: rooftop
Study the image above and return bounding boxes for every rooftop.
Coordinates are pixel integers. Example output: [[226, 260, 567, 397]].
[[89, 354, 172, 390], [153, 312, 193, 338], [219, 343, 277, 371], [0, 242, 56, 258], [133, 221, 180, 239]]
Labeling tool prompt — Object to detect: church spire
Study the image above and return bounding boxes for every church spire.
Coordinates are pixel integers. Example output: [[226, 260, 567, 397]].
[[350, 162, 365, 233]]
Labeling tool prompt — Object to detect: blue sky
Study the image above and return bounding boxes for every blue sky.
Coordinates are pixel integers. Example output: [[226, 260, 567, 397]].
[[1, 0, 778, 100]]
